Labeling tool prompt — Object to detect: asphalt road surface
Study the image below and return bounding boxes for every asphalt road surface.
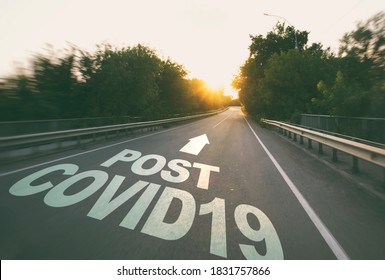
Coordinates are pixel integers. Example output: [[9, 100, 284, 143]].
[[1, 107, 385, 260]]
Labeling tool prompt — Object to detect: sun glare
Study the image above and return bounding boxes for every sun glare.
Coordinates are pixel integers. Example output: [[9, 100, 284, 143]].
[[204, 79, 224, 92], [198, 74, 238, 99]]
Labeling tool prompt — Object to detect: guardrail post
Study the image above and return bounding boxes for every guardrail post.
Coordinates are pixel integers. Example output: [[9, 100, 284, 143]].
[[284, 130, 287, 137], [318, 143, 323, 155], [352, 156, 359, 173], [332, 148, 338, 162], [288, 131, 292, 139], [300, 135, 304, 145], [293, 133, 297, 142]]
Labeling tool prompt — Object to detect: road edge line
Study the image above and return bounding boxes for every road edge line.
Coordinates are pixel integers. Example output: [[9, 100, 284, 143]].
[[244, 116, 350, 260]]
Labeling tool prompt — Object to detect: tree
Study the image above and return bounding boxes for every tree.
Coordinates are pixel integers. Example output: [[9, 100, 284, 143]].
[[261, 49, 335, 121], [79, 44, 163, 119], [339, 11, 385, 117], [233, 22, 332, 120], [249, 22, 309, 68], [157, 59, 193, 115], [1, 43, 229, 122], [312, 12, 385, 118], [232, 55, 266, 116], [314, 71, 370, 116], [0, 74, 36, 120], [32, 50, 81, 118], [189, 79, 227, 112], [339, 11, 385, 84]]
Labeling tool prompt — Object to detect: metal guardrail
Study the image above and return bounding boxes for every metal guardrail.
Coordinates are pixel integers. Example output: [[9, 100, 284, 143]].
[[262, 119, 385, 170], [0, 108, 227, 151], [290, 123, 385, 150], [0, 116, 142, 137]]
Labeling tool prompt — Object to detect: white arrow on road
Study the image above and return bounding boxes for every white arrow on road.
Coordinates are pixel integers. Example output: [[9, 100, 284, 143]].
[[179, 134, 210, 156]]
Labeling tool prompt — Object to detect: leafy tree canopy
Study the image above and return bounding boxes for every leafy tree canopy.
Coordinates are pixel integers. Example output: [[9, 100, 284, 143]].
[[234, 12, 385, 120], [0, 44, 230, 121]]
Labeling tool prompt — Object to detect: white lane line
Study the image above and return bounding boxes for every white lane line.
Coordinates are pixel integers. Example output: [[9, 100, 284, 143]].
[[244, 117, 350, 260], [213, 111, 233, 128], [0, 125, 184, 177]]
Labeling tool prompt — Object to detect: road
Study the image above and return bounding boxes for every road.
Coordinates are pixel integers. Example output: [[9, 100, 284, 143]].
[[1, 107, 385, 260]]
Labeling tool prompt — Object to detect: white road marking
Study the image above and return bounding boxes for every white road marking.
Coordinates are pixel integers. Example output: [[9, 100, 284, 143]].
[[179, 134, 210, 156], [213, 111, 233, 128], [9, 164, 79, 196], [160, 159, 191, 183], [141, 186, 196, 240], [131, 154, 167, 176], [192, 162, 220, 190], [44, 170, 108, 207], [244, 117, 350, 260], [235, 204, 284, 259], [199, 197, 227, 258]]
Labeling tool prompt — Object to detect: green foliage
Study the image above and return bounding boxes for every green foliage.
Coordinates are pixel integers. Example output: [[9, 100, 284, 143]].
[[79, 44, 163, 119], [339, 11, 385, 82], [157, 59, 193, 114], [249, 22, 309, 64], [314, 71, 370, 116], [189, 79, 227, 111], [233, 22, 333, 121], [338, 11, 385, 117], [0, 44, 229, 121], [260, 50, 334, 120], [234, 12, 385, 120], [32, 48, 81, 118]]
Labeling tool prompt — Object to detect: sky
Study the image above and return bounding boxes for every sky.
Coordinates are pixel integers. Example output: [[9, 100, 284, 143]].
[[1, 0, 384, 97]]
